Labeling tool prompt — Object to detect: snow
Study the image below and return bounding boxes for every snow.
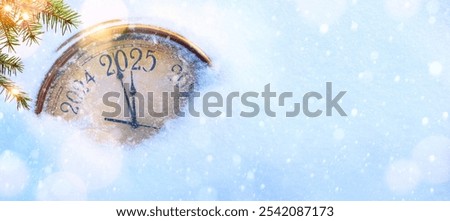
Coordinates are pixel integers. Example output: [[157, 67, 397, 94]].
[[350, 108, 358, 117], [385, 159, 422, 195], [1, 0, 450, 200], [422, 117, 429, 126], [351, 21, 359, 31], [385, 0, 423, 20], [428, 16, 437, 24], [333, 128, 346, 140], [319, 24, 329, 34], [80, 0, 129, 29], [386, 136, 450, 195], [58, 133, 123, 190], [429, 61, 443, 76], [426, 0, 440, 14], [0, 151, 29, 198], [412, 136, 450, 184], [295, 0, 347, 25], [36, 172, 87, 200]]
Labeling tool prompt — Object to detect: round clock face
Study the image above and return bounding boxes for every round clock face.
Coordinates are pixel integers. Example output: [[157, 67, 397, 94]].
[[36, 23, 211, 145]]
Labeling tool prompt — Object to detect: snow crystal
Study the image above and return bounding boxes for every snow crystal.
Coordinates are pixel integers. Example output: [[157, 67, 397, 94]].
[[258, 121, 265, 128], [351, 21, 358, 31], [421, 117, 429, 126], [320, 24, 329, 34], [351, 108, 358, 117], [428, 61, 443, 76]]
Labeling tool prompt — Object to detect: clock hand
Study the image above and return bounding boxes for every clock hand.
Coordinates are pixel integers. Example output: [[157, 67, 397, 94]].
[[117, 70, 135, 123], [129, 71, 159, 129], [136, 123, 160, 130], [129, 71, 138, 128], [104, 117, 133, 126], [104, 117, 159, 129], [114, 71, 159, 130]]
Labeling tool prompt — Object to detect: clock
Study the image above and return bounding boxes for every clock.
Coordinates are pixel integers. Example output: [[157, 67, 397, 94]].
[[35, 21, 211, 145]]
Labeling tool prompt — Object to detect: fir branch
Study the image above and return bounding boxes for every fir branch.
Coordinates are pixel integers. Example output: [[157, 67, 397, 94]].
[[38, 0, 80, 35], [19, 21, 43, 46], [0, 10, 20, 52], [0, 53, 23, 76], [0, 0, 80, 110], [0, 74, 31, 109]]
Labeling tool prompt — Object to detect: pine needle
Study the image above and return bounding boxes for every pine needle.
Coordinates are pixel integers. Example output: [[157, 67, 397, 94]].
[[20, 21, 43, 46], [0, 74, 31, 110], [0, 0, 80, 110], [38, 0, 80, 35], [0, 53, 24, 76], [0, 10, 20, 52]]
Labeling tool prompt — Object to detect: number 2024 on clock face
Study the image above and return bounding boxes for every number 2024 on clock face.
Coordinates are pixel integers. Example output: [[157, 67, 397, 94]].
[[35, 23, 211, 145]]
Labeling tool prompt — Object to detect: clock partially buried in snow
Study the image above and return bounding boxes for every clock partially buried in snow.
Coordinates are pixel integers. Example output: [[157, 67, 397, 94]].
[[35, 21, 211, 144]]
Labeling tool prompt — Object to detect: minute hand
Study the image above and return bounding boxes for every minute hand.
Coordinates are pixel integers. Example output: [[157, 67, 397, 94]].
[[104, 117, 159, 130], [129, 71, 138, 128]]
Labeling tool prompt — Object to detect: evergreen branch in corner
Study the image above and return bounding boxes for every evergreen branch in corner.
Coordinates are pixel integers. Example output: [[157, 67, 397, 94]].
[[0, 53, 24, 76], [0, 74, 31, 110], [0, 11, 20, 52], [38, 0, 80, 35]]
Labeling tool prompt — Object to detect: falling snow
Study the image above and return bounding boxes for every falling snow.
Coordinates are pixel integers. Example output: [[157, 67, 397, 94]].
[[0, 0, 450, 200], [429, 61, 443, 76]]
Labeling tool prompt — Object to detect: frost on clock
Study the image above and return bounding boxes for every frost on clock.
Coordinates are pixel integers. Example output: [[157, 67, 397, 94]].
[[1, 0, 450, 200]]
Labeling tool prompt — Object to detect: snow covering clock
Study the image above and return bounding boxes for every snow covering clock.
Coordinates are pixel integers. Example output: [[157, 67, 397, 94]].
[[35, 22, 211, 144]]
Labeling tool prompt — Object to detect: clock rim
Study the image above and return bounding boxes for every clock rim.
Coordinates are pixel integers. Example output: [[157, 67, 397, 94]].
[[35, 22, 211, 114]]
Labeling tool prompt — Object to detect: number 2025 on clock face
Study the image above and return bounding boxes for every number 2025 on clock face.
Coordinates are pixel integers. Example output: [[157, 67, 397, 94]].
[[36, 23, 211, 145]]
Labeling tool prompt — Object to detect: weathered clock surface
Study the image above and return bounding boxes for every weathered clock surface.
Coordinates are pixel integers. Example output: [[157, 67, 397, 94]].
[[36, 22, 211, 145]]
